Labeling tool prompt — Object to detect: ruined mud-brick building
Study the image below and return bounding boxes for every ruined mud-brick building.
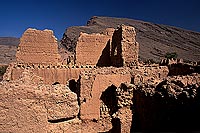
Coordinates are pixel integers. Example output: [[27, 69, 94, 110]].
[[1, 25, 200, 132]]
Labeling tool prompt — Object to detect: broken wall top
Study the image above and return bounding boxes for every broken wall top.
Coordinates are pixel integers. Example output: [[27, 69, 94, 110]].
[[75, 25, 139, 67], [76, 29, 114, 66], [16, 28, 61, 64]]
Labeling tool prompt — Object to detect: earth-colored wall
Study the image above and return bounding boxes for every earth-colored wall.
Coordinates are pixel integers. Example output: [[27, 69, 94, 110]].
[[76, 25, 139, 67], [76, 32, 112, 66], [111, 25, 139, 67], [4, 63, 93, 84], [79, 67, 131, 120], [16, 28, 61, 64]]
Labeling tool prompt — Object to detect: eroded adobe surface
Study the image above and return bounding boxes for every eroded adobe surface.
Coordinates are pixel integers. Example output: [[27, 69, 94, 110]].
[[0, 70, 79, 133], [1, 25, 200, 132], [111, 25, 139, 67], [16, 28, 61, 64], [4, 62, 92, 84], [133, 73, 200, 132], [79, 67, 131, 120], [76, 30, 113, 66], [76, 25, 139, 67]]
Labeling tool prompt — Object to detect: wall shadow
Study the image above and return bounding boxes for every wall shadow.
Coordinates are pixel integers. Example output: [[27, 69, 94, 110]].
[[97, 40, 111, 67]]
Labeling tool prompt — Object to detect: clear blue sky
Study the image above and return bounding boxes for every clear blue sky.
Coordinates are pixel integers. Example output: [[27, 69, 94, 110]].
[[0, 0, 199, 39]]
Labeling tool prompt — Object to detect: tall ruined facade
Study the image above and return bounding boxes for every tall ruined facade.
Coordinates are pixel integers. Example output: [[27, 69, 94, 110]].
[[111, 25, 139, 67], [16, 28, 61, 64], [76, 25, 139, 67]]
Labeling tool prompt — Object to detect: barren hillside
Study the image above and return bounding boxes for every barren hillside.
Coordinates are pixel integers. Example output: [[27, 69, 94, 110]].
[[0, 37, 19, 65], [61, 16, 200, 62]]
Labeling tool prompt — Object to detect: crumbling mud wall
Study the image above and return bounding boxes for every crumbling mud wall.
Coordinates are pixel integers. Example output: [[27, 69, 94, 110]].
[[4, 63, 93, 84], [0, 71, 80, 133], [111, 25, 139, 67], [160, 58, 200, 76], [79, 67, 131, 120], [78, 67, 136, 132], [3, 25, 200, 133], [16, 28, 61, 64], [76, 25, 139, 67], [131, 65, 169, 85], [76, 32, 112, 66], [132, 73, 200, 132], [168, 63, 200, 76]]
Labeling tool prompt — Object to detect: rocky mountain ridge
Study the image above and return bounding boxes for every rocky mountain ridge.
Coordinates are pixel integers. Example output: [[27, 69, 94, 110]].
[[0, 37, 19, 46], [0, 37, 19, 65]]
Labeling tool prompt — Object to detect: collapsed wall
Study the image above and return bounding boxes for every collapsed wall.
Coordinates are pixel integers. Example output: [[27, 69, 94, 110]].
[[132, 73, 200, 132], [79, 67, 134, 132], [111, 25, 139, 67], [79, 67, 131, 120], [0, 70, 80, 133], [76, 32, 113, 66], [76, 25, 139, 67], [131, 65, 169, 85], [4, 28, 93, 84], [160, 58, 200, 76], [16, 28, 61, 64]]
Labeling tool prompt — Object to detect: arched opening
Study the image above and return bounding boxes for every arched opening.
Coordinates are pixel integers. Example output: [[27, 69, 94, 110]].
[[100, 84, 121, 132], [100, 85, 118, 115]]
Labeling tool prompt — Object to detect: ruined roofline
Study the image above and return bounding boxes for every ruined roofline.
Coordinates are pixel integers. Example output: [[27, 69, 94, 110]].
[[23, 28, 58, 40], [11, 62, 167, 70], [11, 62, 97, 69]]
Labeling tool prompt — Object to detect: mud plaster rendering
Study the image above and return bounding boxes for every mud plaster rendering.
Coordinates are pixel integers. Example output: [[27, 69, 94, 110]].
[[1, 25, 200, 132]]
